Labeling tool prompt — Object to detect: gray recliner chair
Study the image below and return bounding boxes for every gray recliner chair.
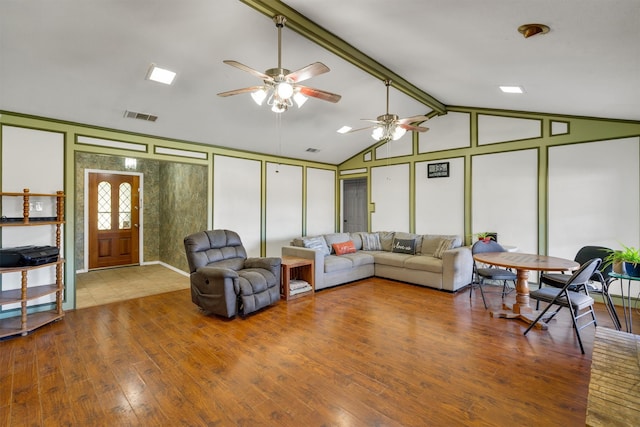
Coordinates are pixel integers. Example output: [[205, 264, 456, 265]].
[[184, 229, 281, 318]]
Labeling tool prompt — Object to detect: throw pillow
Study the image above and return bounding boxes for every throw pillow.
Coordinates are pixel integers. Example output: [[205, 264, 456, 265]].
[[433, 237, 456, 259], [302, 235, 330, 256], [360, 232, 382, 251], [391, 238, 416, 255], [324, 232, 351, 254], [332, 240, 356, 255], [378, 231, 396, 252]]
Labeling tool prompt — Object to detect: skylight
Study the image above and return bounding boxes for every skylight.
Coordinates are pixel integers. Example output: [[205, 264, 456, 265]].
[[337, 126, 352, 134], [147, 64, 176, 85], [500, 86, 524, 94]]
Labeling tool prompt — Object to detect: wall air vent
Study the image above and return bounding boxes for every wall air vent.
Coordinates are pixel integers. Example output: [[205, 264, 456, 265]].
[[124, 110, 158, 122], [306, 148, 320, 153]]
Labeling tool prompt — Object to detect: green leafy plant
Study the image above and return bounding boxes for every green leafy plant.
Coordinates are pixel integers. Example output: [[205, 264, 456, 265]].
[[473, 232, 496, 242], [603, 243, 640, 269]]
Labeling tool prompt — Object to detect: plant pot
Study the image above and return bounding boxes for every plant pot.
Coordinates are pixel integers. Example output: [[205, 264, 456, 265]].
[[623, 261, 640, 278], [613, 261, 624, 274]]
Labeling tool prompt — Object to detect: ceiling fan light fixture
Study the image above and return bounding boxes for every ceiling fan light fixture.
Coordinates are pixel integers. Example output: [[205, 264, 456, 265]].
[[293, 91, 307, 108], [271, 102, 287, 113], [276, 82, 294, 99], [392, 126, 406, 140], [371, 126, 385, 141], [251, 88, 268, 105]]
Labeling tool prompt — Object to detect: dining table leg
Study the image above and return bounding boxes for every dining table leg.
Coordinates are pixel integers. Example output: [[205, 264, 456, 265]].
[[512, 268, 532, 314], [490, 268, 549, 329]]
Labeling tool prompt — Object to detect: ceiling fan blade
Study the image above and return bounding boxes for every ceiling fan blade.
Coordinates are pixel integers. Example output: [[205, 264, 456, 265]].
[[287, 62, 330, 83], [222, 60, 272, 81], [397, 115, 430, 124], [298, 86, 342, 103], [361, 119, 383, 124], [345, 125, 375, 134], [399, 123, 429, 132], [217, 86, 266, 97]]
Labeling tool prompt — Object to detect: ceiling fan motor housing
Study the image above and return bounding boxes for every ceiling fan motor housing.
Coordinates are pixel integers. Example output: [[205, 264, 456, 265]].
[[377, 113, 399, 123]]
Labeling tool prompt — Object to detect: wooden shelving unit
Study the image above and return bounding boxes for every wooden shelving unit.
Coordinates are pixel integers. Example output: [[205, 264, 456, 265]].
[[0, 188, 65, 339]]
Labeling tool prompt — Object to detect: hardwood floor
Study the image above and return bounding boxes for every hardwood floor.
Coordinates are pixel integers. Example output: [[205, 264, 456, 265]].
[[0, 277, 635, 426]]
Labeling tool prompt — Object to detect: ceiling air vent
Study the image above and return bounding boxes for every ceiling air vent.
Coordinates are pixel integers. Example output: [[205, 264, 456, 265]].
[[306, 148, 320, 153], [124, 110, 158, 122]]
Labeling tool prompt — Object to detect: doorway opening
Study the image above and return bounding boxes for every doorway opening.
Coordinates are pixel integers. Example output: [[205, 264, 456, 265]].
[[342, 177, 368, 232]]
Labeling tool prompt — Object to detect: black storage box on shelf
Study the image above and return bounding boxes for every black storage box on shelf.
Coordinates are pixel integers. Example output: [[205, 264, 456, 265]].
[[0, 245, 60, 267]]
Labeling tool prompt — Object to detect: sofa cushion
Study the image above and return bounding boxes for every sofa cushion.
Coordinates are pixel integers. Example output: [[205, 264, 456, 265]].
[[332, 240, 356, 255], [403, 255, 443, 273], [302, 235, 330, 256], [324, 233, 351, 254], [350, 232, 363, 250], [341, 251, 375, 267], [360, 232, 382, 250], [392, 238, 416, 255], [371, 251, 412, 268], [324, 255, 356, 273], [421, 234, 462, 255], [377, 231, 396, 251]]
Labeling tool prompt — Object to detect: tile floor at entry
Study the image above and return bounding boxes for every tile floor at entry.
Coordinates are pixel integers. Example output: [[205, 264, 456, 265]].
[[75, 264, 189, 309]]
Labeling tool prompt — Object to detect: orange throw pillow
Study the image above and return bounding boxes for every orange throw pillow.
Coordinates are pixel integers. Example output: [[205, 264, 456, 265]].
[[332, 240, 356, 255]]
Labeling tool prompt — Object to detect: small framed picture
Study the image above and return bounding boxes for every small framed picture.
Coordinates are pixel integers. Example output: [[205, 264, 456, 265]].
[[427, 162, 449, 178]]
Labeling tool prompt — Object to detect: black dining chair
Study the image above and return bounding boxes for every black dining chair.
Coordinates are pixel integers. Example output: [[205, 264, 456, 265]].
[[539, 246, 620, 331], [524, 258, 600, 354], [470, 240, 517, 309]]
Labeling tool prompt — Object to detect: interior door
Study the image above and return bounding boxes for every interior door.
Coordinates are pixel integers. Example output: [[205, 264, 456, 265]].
[[342, 178, 368, 232], [88, 172, 140, 269]]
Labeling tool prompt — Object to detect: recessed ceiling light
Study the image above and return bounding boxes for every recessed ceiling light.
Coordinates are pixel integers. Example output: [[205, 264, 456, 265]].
[[337, 126, 352, 134], [146, 64, 176, 85], [500, 86, 524, 94]]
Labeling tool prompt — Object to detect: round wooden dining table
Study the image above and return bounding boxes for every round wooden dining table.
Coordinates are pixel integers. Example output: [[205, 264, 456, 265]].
[[472, 252, 580, 329]]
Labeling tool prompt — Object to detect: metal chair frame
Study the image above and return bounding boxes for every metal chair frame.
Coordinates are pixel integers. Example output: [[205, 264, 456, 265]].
[[524, 258, 600, 354], [469, 240, 516, 309]]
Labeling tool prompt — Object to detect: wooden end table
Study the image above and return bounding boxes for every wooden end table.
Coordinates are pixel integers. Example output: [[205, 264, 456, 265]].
[[280, 256, 315, 301]]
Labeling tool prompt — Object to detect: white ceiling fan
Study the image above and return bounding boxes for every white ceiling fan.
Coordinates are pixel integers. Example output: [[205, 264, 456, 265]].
[[217, 15, 341, 113], [348, 79, 430, 141]]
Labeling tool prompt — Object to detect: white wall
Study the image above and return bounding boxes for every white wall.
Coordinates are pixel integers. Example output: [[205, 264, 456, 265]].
[[371, 163, 410, 232], [472, 149, 538, 253], [415, 157, 465, 235], [265, 162, 303, 256], [548, 137, 640, 297], [1, 126, 64, 306], [213, 155, 262, 257], [306, 168, 335, 236]]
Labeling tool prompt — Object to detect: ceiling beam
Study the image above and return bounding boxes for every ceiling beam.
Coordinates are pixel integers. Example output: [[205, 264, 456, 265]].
[[240, 0, 447, 116]]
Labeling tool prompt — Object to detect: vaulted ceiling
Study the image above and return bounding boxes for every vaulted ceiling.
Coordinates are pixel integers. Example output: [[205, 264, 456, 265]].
[[1, 0, 638, 164]]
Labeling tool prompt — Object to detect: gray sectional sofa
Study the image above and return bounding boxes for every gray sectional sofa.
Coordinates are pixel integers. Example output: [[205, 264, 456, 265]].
[[281, 231, 473, 292]]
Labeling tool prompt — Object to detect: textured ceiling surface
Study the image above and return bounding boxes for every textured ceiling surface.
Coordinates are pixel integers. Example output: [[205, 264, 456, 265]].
[[1, 0, 638, 164]]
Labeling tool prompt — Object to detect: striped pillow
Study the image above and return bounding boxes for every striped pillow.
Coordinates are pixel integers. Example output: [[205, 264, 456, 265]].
[[433, 237, 456, 259], [360, 233, 382, 251], [302, 236, 330, 256]]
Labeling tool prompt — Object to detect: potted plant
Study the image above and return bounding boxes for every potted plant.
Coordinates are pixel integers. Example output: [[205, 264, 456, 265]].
[[474, 232, 497, 243], [604, 243, 640, 277]]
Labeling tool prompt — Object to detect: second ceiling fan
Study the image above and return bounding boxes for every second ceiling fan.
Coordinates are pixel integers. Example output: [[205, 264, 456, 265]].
[[217, 15, 341, 113], [349, 79, 430, 141]]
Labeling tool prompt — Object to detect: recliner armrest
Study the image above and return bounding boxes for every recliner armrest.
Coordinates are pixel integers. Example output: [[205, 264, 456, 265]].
[[245, 257, 281, 270]]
